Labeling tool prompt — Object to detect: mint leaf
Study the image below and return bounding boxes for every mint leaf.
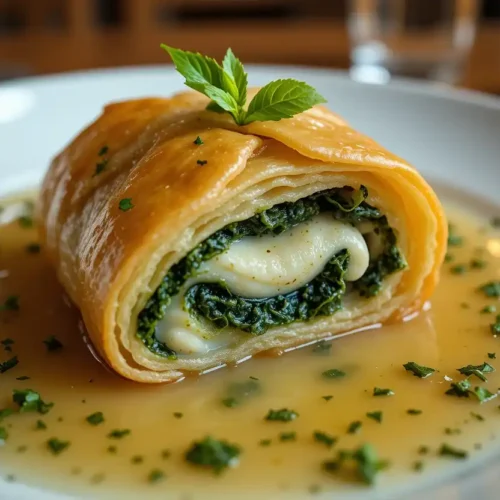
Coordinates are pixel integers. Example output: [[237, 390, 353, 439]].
[[222, 48, 247, 106], [203, 85, 240, 121], [161, 45, 223, 90], [243, 79, 326, 124]]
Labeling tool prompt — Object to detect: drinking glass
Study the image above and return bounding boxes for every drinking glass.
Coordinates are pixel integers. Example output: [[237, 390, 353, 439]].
[[347, 0, 481, 84]]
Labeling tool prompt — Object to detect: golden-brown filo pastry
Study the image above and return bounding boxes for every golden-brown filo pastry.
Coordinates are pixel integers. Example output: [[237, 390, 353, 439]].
[[38, 90, 447, 383]]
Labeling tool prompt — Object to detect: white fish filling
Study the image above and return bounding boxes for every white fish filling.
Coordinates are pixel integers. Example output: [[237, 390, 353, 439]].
[[155, 214, 370, 355]]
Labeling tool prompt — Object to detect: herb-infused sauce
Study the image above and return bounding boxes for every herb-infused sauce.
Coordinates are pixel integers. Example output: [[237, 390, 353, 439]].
[[1, 195, 500, 499]]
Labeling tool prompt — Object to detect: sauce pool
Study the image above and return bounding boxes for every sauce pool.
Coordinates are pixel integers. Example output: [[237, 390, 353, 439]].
[[0, 194, 500, 499]]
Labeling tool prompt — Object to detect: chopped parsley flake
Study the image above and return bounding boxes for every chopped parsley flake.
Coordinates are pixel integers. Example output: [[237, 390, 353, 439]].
[[108, 429, 131, 439], [0, 409, 13, 421], [445, 378, 472, 397], [265, 408, 298, 422], [43, 336, 63, 352], [193, 136, 204, 145], [450, 264, 467, 275], [322, 368, 346, 379], [161, 449, 171, 458], [222, 379, 261, 408], [491, 315, 500, 336], [444, 427, 461, 435], [0, 356, 18, 374], [322, 395, 333, 401], [447, 226, 463, 247], [470, 412, 485, 421], [323, 443, 389, 485], [472, 386, 497, 403], [373, 387, 394, 397], [418, 445, 429, 455], [481, 306, 497, 314], [366, 411, 383, 423], [279, 431, 296, 442], [407, 409, 423, 415], [439, 443, 468, 459], [413, 461, 424, 472], [185, 436, 241, 474], [347, 421, 362, 434], [0, 296, 19, 312], [173, 412, 183, 419], [35, 419, 47, 430], [107, 445, 117, 454], [0, 427, 8, 441], [131, 455, 144, 464], [16, 376, 30, 381], [479, 281, 500, 298], [1, 338, 14, 352], [196, 160, 208, 166], [403, 361, 436, 378], [488, 353, 497, 359], [47, 438, 70, 455], [13, 389, 53, 414], [470, 258, 487, 269], [457, 362, 495, 382], [259, 439, 272, 446], [148, 469, 165, 483], [18, 215, 33, 228], [118, 198, 134, 212], [86, 411, 104, 425], [312, 340, 332, 354], [313, 431, 337, 448]]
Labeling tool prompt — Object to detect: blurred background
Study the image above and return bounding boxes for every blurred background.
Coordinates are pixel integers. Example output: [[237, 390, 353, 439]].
[[0, 0, 499, 93]]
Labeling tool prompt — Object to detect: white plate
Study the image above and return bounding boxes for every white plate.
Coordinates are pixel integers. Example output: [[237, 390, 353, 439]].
[[0, 66, 499, 499]]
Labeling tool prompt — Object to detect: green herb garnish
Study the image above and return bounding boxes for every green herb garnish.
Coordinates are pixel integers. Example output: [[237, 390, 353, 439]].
[[470, 412, 485, 421], [322, 395, 333, 401], [413, 461, 424, 472], [323, 444, 389, 485], [162, 46, 326, 126], [47, 438, 70, 455], [196, 159, 207, 166], [0, 409, 13, 421], [313, 431, 337, 448], [373, 387, 394, 397], [148, 469, 165, 483], [193, 136, 204, 145], [0, 338, 14, 352], [366, 411, 383, 423], [185, 436, 241, 474], [0, 356, 18, 374], [445, 378, 472, 397], [403, 361, 436, 379], [13, 389, 53, 414], [479, 281, 500, 298], [86, 411, 104, 426], [447, 225, 463, 247], [265, 408, 298, 422], [444, 427, 461, 435], [0, 296, 19, 312], [108, 429, 131, 439], [472, 386, 497, 403], [347, 421, 362, 434], [118, 198, 134, 212], [221, 379, 261, 408], [450, 264, 467, 275], [407, 409, 423, 415], [491, 314, 500, 336], [418, 445, 429, 455], [438, 443, 468, 459], [18, 215, 33, 228], [173, 412, 183, 419], [0, 427, 8, 441], [259, 439, 271, 447], [15, 376, 29, 381], [470, 258, 487, 269], [279, 431, 296, 442], [312, 340, 332, 354], [488, 353, 496, 359], [43, 336, 63, 352], [482, 306, 497, 314], [131, 455, 144, 464], [457, 362, 495, 382], [36, 419, 47, 430], [322, 368, 346, 379]]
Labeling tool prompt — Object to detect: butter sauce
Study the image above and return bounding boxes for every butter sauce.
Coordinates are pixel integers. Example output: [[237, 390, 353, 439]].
[[0, 195, 500, 499]]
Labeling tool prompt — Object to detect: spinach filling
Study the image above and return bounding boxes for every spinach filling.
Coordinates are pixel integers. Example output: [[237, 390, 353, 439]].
[[137, 186, 406, 357]]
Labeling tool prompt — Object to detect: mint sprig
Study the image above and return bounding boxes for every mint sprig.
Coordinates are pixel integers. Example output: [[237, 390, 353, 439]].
[[161, 45, 326, 125]]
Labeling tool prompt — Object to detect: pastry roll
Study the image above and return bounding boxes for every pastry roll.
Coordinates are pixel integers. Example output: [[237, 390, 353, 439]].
[[38, 90, 447, 383]]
